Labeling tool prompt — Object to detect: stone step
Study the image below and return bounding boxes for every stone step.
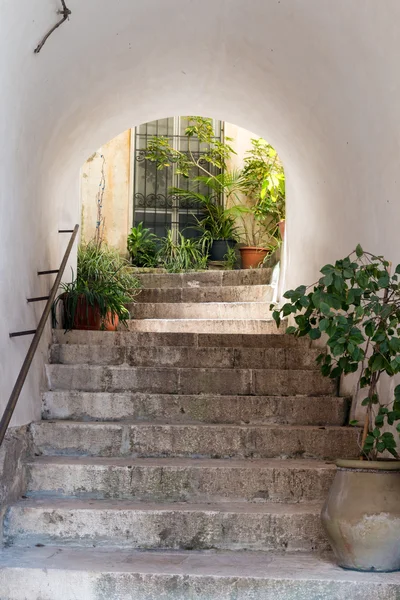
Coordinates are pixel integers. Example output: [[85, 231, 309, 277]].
[[26, 457, 336, 503], [135, 269, 272, 289], [126, 319, 282, 334], [46, 365, 336, 396], [42, 391, 349, 426], [53, 329, 304, 348], [129, 302, 273, 320], [137, 284, 273, 303], [49, 344, 322, 371], [1, 547, 398, 600], [4, 498, 328, 552], [30, 421, 359, 460]]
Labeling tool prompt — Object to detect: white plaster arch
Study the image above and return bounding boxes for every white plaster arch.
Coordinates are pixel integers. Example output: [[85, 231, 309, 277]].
[[2, 0, 400, 425]]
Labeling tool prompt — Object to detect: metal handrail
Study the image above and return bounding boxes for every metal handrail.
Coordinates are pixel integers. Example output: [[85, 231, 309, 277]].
[[0, 224, 79, 446]]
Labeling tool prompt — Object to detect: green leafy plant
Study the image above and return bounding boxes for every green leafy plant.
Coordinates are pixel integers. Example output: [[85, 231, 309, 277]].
[[53, 241, 140, 330], [239, 138, 285, 247], [127, 222, 158, 267], [223, 246, 237, 270], [158, 230, 208, 273], [272, 245, 400, 460], [171, 171, 244, 242], [145, 116, 235, 178]]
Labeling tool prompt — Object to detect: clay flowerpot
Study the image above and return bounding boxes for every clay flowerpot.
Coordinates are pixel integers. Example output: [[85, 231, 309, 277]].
[[321, 459, 400, 572], [65, 296, 119, 331], [239, 247, 269, 269]]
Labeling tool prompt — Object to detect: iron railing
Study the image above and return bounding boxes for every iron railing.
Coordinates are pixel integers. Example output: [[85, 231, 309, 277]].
[[0, 224, 79, 446]]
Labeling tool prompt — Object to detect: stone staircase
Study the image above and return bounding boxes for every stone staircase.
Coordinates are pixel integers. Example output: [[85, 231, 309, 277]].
[[0, 269, 399, 599]]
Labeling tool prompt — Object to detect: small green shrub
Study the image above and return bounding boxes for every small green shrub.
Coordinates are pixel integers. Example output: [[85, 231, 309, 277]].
[[127, 222, 158, 267]]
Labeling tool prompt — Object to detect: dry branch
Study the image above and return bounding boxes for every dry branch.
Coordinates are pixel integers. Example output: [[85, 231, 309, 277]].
[[34, 1, 71, 54]]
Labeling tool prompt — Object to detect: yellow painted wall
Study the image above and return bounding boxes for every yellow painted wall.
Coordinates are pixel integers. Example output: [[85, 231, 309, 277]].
[[80, 129, 132, 254]]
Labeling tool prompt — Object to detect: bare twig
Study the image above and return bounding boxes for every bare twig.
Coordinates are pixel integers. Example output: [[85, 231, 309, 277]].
[[34, 1, 71, 54]]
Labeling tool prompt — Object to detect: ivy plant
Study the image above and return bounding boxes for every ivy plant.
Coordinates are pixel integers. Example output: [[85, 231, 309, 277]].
[[272, 245, 400, 460]]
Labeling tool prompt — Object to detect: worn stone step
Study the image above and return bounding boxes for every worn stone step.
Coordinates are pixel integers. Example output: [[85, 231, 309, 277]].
[[126, 319, 283, 334], [30, 421, 359, 460], [129, 302, 273, 320], [128, 302, 275, 320], [4, 498, 328, 552], [137, 284, 273, 303], [46, 365, 336, 396], [1, 547, 398, 600], [49, 344, 322, 371], [42, 391, 349, 426], [53, 329, 304, 349], [136, 269, 272, 289], [26, 457, 336, 503]]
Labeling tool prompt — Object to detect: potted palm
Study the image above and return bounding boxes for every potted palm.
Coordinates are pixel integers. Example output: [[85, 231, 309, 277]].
[[53, 241, 140, 331], [272, 245, 400, 572], [170, 172, 242, 262]]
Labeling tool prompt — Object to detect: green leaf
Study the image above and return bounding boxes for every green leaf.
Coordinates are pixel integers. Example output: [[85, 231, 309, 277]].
[[355, 306, 364, 320], [309, 328, 322, 340], [355, 244, 364, 258], [285, 326, 297, 335], [349, 420, 359, 426], [370, 354, 384, 372], [320, 302, 331, 315], [323, 273, 333, 286], [320, 264, 335, 276], [319, 318, 329, 331], [299, 296, 310, 308]]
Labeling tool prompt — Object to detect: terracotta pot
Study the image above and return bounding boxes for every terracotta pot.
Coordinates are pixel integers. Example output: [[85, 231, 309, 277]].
[[321, 460, 400, 572], [239, 246, 269, 269], [66, 296, 119, 331], [278, 219, 285, 239]]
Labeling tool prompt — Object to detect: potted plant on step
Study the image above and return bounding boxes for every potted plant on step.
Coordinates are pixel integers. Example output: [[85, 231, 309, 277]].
[[170, 172, 241, 262], [53, 241, 140, 331], [272, 244, 400, 572], [238, 139, 285, 268], [127, 222, 158, 268]]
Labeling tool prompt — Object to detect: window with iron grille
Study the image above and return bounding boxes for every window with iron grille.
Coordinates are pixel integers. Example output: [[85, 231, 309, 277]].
[[133, 117, 224, 240]]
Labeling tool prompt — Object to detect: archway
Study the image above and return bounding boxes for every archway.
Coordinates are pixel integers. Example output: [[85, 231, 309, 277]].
[[2, 0, 400, 427]]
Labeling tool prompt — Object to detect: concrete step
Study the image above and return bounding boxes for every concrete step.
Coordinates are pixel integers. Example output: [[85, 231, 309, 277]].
[[4, 498, 328, 552], [46, 365, 336, 396], [136, 269, 272, 289], [26, 457, 337, 503], [137, 284, 273, 303], [42, 391, 349, 426], [49, 344, 322, 371], [129, 302, 273, 320], [1, 547, 398, 600], [53, 329, 304, 348], [126, 319, 282, 334], [30, 421, 359, 460]]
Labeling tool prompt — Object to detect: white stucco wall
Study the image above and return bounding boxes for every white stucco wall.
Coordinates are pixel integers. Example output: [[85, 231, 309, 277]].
[[2, 0, 400, 425]]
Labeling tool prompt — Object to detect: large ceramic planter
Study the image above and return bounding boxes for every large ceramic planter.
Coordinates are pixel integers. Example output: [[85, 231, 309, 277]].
[[209, 239, 236, 261], [239, 246, 269, 269], [321, 459, 400, 572]]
